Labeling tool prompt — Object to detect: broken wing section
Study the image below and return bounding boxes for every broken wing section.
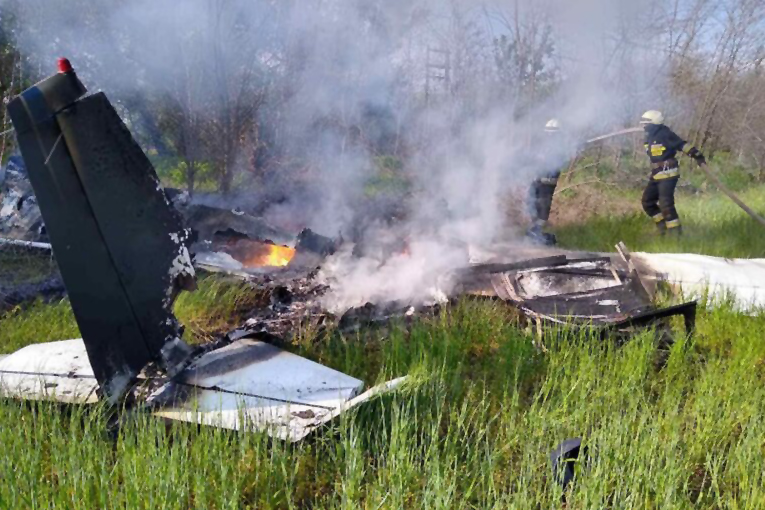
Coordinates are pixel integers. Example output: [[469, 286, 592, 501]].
[[632, 252, 765, 313], [0, 338, 406, 442], [0, 340, 99, 404], [147, 339, 398, 442]]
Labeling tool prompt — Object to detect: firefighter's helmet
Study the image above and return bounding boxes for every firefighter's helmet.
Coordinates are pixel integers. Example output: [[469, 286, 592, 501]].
[[640, 110, 664, 125], [544, 118, 561, 133]]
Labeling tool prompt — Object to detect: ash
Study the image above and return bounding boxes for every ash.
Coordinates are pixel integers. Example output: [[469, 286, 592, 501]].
[[222, 260, 446, 345]]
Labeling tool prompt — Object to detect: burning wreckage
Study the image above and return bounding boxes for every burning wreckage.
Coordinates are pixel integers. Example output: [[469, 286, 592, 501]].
[[0, 59, 403, 441], [0, 60, 702, 441]]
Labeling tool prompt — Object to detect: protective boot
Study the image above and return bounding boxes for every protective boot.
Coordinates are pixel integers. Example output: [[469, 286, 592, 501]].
[[665, 219, 682, 237]]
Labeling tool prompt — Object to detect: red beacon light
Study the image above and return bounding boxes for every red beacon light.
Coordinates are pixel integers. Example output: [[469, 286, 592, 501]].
[[50, 57, 87, 105], [57, 58, 73, 74]]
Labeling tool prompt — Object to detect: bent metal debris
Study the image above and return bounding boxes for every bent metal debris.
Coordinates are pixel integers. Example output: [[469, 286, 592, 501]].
[[0, 60, 699, 441]]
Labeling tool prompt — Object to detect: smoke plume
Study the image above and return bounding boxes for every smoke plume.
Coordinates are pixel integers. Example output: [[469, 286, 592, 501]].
[[1, 0, 662, 310]]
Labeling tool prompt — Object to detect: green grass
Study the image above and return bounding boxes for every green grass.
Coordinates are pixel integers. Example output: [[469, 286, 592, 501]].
[[1, 301, 765, 507], [0, 275, 263, 352], [555, 185, 765, 257], [2, 181, 765, 507], [552, 155, 765, 257], [174, 275, 267, 344], [0, 299, 79, 353]]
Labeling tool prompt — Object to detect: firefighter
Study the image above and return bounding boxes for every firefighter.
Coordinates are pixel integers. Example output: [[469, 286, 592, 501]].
[[526, 118, 564, 245], [640, 110, 705, 235]]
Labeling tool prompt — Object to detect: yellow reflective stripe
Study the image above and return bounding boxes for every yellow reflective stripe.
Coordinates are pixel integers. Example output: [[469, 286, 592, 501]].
[[666, 219, 681, 228], [650, 144, 666, 157], [653, 168, 679, 180], [652, 214, 665, 223]]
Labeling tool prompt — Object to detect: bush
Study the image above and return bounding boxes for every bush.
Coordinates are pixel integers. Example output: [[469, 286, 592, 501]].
[[150, 155, 218, 193]]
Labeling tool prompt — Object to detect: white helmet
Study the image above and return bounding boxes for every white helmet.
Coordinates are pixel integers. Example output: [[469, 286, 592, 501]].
[[640, 110, 664, 125], [544, 118, 561, 132]]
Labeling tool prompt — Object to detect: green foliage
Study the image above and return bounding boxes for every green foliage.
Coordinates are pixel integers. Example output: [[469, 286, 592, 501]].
[[376, 155, 404, 173], [494, 23, 559, 107], [150, 155, 218, 192], [0, 246, 58, 289], [687, 153, 760, 192], [571, 150, 762, 193]]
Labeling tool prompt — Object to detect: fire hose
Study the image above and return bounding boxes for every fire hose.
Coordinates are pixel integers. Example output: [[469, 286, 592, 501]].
[[585, 128, 765, 229], [697, 163, 765, 229], [585, 127, 643, 144]]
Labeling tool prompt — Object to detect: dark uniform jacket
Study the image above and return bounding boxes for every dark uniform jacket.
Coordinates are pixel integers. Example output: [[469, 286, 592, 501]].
[[534, 144, 572, 186], [644, 124, 691, 179]]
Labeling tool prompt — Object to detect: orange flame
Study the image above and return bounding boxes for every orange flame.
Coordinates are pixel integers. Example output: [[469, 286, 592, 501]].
[[241, 243, 295, 268], [260, 244, 296, 267], [222, 239, 296, 268]]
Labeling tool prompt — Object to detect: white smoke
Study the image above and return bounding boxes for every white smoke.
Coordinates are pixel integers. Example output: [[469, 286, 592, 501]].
[[2, 0, 664, 311]]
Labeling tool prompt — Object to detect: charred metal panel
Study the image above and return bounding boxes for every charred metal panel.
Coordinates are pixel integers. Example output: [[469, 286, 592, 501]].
[[458, 256, 569, 277], [550, 437, 587, 497], [483, 256, 697, 339], [8, 86, 151, 401], [180, 203, 292, 246], [606, 301, 697, 336], [6, 64, 194, 402], [56, 93, 195, 369]]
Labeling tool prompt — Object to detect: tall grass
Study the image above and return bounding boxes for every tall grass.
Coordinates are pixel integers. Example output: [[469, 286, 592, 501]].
[[2, 184, 765, 507], [555, 181, 765, 258], [173, 275, 267, 344], [1, 300, 764, 508], [0, 299, 79, 353], [0, 275, 263, 352]]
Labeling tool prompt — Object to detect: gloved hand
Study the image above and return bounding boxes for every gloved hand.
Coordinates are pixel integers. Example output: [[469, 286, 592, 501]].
[[688, 147, 706, 166]]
